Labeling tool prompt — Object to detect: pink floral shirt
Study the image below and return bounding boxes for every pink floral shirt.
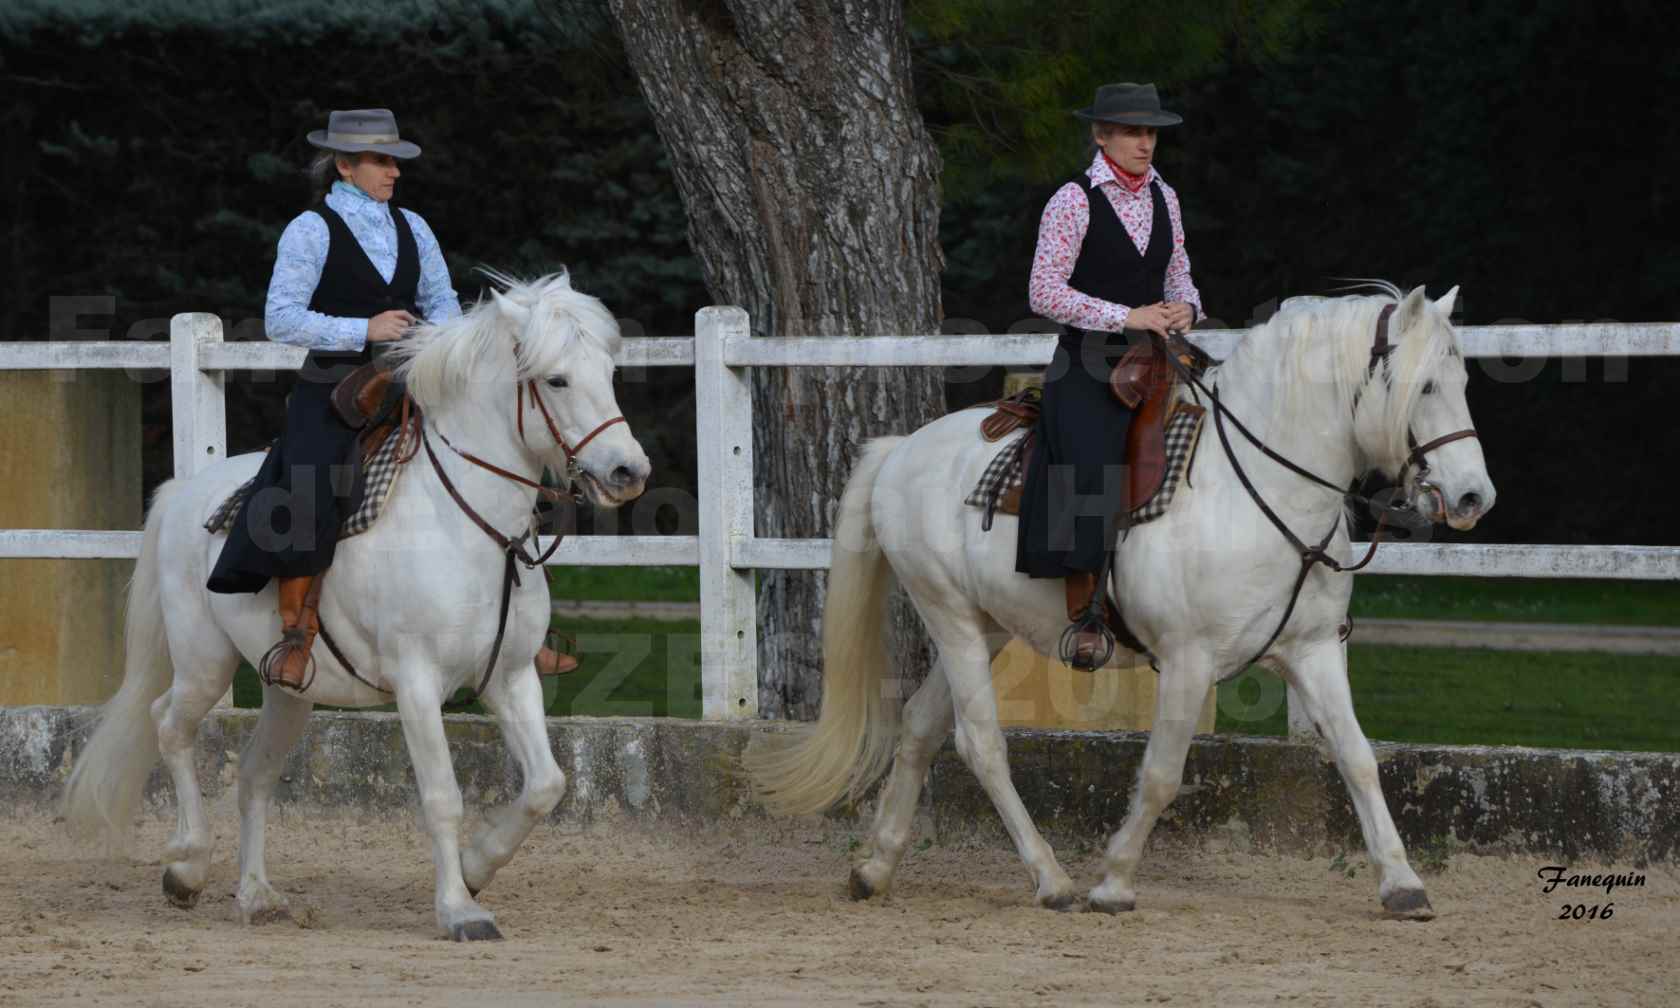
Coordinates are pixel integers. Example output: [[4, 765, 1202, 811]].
[[1028, 154, 1203, 332]]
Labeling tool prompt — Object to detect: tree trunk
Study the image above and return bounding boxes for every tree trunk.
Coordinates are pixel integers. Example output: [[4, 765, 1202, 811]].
[[603, 0, 943, 719]]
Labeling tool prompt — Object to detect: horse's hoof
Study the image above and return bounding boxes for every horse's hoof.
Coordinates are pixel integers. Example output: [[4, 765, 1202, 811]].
[[1088, 894, 1135, 915], [243, 905, 292, 927], [162, 868, 201, 909], [448, 919, 503, 942], [1381, 888, 1435, 920], [1039, 891, 1085, 913], [847, 867, 876, 902]]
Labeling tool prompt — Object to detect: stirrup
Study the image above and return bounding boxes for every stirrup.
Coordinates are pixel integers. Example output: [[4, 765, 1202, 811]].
[[1058, 603, 1116, 671], [257, 629, 318, 693]]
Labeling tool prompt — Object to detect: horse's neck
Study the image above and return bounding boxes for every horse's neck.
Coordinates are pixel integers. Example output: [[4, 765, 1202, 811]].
[[416, 401, 544, 542], [1203, 338, 1359, 511]]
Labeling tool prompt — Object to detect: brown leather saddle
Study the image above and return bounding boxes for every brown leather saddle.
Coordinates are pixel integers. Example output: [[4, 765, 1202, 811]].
[[1109, 334, 1196, 511], [332, 359, 416, 465], [977, 332, 1210, 516]]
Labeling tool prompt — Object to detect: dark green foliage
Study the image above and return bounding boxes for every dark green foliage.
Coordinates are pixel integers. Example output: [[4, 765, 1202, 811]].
[[2, 0, 702, 499], [4, 0, 1676, 545], [924, 0, 1680, 545]]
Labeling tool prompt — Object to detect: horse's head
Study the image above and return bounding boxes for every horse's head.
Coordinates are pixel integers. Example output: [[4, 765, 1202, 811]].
[[1351, 285, 1495, 530], [395, 270, 651, 508]]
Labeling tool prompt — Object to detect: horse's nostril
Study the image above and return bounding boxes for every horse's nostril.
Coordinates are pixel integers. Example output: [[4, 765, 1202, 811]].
[[1457, 492, 1482, 513], [611, 465, 635, 488]]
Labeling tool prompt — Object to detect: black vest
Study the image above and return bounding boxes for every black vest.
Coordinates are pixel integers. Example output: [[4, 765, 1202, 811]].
[[305, 200, 420, 367], [1063, 177, 1172, 335]]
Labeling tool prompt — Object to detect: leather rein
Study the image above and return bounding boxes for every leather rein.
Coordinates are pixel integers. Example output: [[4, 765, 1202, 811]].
[[424, 378, 624, 700], [324, 374, 624, 703], [1164, 303, 1479, 678]]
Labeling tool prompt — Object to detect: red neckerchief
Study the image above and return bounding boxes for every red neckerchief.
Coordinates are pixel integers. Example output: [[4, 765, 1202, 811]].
[[1101, 151, 1149, 192]]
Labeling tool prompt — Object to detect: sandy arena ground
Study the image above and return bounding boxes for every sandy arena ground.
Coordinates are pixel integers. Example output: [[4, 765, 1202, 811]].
[[0, 809, 1673, 1007]]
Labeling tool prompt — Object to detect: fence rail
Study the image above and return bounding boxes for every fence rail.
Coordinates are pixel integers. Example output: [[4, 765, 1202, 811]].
[[3, 312, 1677, 725]]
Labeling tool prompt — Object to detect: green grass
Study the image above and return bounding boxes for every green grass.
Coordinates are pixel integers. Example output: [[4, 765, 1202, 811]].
[[546, 565, 699, 604], [1349, 576, 1679, 626], [534, 568, 1679, 628], [1215, 644, 1680, 752]]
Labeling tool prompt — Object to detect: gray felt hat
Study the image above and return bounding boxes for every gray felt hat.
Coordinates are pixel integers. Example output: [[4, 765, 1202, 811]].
[[1073, 83, 1183, 127], [306, 108, 422, 159]]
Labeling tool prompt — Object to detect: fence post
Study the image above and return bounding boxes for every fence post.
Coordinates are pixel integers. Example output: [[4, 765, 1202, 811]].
[[169, 313, 226, 480], [694, 307, 758, 720]]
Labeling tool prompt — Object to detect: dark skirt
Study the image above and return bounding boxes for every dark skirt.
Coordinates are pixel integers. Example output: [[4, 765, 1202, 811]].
[[1014, 329, 1144, 579], [207, 352, 366, 594]]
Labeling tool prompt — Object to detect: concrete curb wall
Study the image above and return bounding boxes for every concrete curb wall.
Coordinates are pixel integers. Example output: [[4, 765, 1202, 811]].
[[2, 707, 1674, 863]]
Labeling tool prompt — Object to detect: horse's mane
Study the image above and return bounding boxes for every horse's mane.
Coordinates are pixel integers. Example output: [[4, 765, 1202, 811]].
[[1222, 281, 1459, 469], [388, 270, 621, 412]]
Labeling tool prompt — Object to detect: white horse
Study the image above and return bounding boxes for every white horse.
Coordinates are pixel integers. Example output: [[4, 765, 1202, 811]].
[[747, 284, 1494, 917], [64, 272, 650, 940]]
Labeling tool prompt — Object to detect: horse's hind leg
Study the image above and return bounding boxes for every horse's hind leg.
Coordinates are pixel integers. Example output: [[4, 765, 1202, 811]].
[[1282, 640, 1432, 919], [850, 662, 957, 900], [234, 687, 312, 924], [935, 613, 1079, 910], [151, 641, 239, 908], [459, 664, 566, 896], [1088, 646, 1214, 914]]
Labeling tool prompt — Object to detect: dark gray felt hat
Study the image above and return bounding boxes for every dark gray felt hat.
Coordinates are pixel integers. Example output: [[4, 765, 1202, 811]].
[[1073, 83, 1183, 127], [306, 108, 422, 159]]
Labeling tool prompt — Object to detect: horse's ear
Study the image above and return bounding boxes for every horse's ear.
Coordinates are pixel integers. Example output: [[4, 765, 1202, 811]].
[[491, 288, 531, 329], [1393, 284, 1429, 333], [1435, 285, 1460, 317]]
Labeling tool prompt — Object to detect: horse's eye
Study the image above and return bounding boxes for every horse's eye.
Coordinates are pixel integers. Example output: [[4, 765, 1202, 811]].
[[547, 376, 568, 390], [1421, 381, 1436, 395]]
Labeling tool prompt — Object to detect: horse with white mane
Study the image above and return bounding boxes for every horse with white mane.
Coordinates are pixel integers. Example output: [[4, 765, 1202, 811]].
[[64, 272, 650, 940], [748, 284, 1494, 917]]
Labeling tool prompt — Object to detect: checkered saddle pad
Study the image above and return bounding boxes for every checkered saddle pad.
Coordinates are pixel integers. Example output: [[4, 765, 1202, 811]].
[[204, 425, 410, 539], [965, 399, 1207, 529]]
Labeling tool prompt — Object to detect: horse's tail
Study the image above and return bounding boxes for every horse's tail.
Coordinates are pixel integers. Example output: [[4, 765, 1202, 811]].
[[63, 480, 178, 849], [745, 437, 905, 815]]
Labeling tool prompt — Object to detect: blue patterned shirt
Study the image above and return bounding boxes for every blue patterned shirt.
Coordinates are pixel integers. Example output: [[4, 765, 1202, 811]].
[[263, 181, 461, 352]]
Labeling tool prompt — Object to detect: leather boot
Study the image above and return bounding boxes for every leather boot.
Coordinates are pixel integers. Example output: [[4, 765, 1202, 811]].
[[1060, 571, 1114, 671], [535, 630, 579, 676], [535, 647, 579, 676], [258, 575, 323, 692]]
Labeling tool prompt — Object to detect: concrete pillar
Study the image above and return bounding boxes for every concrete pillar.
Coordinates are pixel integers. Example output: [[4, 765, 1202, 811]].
[[0, 370, 141, 705]]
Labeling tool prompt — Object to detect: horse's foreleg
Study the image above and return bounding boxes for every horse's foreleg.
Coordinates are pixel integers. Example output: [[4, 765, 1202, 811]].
[[1283, 641, 1433, 919], [395, 675, 501, 941], [850, 664, 956, 901], [151, 660, 235, 908], [235, 687, 312, 925], [460, 665, 566, 896], [941, 626, 1079, 910], [1088, 647, 1214, 914]]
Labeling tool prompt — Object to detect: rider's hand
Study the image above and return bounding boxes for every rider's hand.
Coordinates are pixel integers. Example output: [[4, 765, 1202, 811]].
[[1163, 301, 1196, 333], [1125, 302, 1173, 337], [367, 309, 417, 343]]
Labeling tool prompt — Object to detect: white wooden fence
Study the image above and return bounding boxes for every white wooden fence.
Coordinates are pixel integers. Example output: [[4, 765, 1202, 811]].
[[3, 311, 1678, 725]]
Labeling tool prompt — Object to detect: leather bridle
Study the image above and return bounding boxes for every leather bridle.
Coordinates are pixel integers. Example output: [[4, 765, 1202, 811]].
[[415, 373, 625, 700], [1163, 302, 1480, 678]]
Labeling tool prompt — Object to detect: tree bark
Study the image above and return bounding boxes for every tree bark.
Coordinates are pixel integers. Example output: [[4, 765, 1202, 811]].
[[603, 0, 943, 719]]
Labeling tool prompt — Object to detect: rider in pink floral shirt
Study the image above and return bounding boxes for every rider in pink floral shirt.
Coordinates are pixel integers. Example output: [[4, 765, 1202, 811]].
[[1028, 156, 1202, 333], [1015, 82, 1204, 671]]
